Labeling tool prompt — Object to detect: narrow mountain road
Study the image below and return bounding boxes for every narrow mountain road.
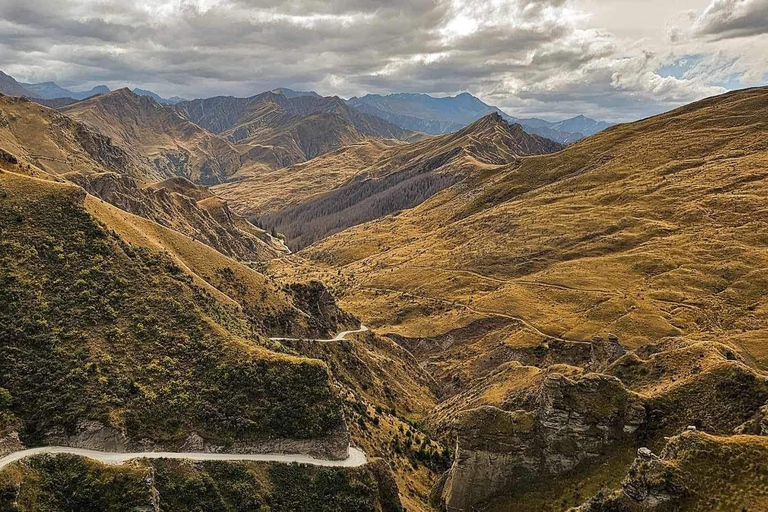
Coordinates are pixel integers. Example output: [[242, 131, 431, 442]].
[[0, 446, 368, 471], [269, 324, 369, 342], [0, 324, 374, 472]]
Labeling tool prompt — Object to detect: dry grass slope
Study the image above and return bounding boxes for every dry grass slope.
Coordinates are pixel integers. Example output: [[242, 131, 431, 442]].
[[303, 87, 768, 367]]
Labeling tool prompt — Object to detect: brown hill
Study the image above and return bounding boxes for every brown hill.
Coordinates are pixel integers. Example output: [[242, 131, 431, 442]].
[[0, 94, 146, 180], [290, 86, 768, 509], [62, 89, 242, 185], [174, 91, 417, 172], [220, 113, 562, 249], [303, 87, 768, 359], [0, 94, 283, 262], [69, 172, 287, 261]]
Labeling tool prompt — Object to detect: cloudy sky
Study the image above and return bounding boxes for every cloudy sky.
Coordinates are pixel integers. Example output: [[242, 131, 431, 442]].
[[1, 0, 767, 121]]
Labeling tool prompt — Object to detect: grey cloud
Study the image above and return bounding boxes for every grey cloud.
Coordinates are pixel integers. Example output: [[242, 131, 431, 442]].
[[693, 0, 768, 39], [0, 0, 762, 121]]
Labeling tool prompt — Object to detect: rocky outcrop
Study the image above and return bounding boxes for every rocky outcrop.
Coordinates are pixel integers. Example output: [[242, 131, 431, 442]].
[[44, 420, 352, 460], [0, 431, 23, 458], [573, 444, 689, 512], [0, 147, 18, 165], [268, 281, 360, 339], [434, 373, 645, 511], [734, 402, 768, 436]]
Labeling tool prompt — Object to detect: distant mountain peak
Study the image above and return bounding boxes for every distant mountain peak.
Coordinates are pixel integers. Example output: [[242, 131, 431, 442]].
[[0, 69, 35, 98]]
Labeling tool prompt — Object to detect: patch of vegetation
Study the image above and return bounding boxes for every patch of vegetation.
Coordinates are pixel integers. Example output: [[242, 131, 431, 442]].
[[0, 454, 153, 512], [0, 455, 403, 512], [0, 175, 342, 447]]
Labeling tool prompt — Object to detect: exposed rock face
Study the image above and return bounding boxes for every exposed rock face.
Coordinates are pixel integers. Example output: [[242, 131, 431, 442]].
[[0, 148, 18, 165], [573, 443, 689, 512], [45, 420, 131, 452], [0, 431, 23, 458], [435, 373, 645, 511], [734, 402, 768, 436], [44, 420, 352, 460], [270, 281, 359, 339]]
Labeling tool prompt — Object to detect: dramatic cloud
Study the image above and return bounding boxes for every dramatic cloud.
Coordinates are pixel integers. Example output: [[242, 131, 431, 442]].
[[0, 0, 766, 121], [693, 0, 768, 39]]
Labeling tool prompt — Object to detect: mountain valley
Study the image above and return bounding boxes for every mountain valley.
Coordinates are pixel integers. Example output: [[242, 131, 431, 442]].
[[0, 64, 767, 512]]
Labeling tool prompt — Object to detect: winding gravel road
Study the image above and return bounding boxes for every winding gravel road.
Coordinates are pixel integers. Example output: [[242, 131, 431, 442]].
[[269, 324, 369, 342], [0, 446, 368, 470], [0, 325, 372, 471]]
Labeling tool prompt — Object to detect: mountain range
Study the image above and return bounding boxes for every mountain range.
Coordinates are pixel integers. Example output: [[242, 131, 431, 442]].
[[2, 61, 768, 512], [0, 69, 611, 145], [173, 90, 417, 173], [348, 92, 612, 143], [0, 72, 185, 105]]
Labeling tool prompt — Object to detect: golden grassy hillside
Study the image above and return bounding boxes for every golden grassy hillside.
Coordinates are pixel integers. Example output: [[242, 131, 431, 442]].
[[225, 114, 562, 249], [576, 431, 768, 512], [62, 89, 242, 185], [303, 87, 768, 372], [0, 94, 147, 180], [0, 94, 285, 263], [214, 138, 404, 216]]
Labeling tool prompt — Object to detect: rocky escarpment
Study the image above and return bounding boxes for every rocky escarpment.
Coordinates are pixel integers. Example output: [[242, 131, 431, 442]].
[[43, 419, 352, 460], [434, 373, 645, 511], [0, 147, 18, 165]]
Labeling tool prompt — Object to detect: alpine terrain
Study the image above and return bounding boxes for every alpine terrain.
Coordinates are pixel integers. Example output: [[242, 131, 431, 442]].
[[0, 12, 767, 510]]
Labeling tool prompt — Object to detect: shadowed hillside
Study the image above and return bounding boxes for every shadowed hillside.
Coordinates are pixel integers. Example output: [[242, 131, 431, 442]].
[[0, 171, 362, 461], [221, 113, 562, 249], [0, 71, 34, 98], [174, 90, 417, 173], [0, 455, 403, 512]]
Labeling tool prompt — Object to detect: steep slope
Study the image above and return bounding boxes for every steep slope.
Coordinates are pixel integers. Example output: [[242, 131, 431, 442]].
[[232, 113, 562, 249], [347, 92, 610, 143], [0, 71, 34, 98], [70, 173, 288, 261], [62, 88, 242, 185], [0, 94, 147, 180], [0, 171, 363, 463], [214, 138, 404, 217], [0, 94, 282, 262], [290, 86, 768, 509], [174, 90, 416, 172], [576, 431, 768, 512]]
